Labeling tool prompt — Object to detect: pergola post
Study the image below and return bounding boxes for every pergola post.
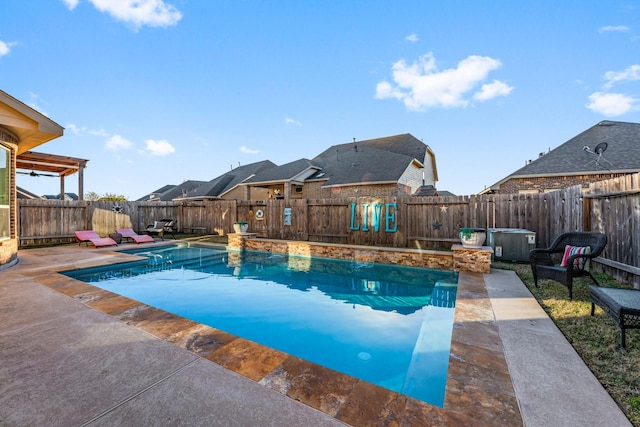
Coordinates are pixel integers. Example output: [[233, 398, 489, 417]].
[[78, 161, 86, 201], [59, 175, 65, 200]]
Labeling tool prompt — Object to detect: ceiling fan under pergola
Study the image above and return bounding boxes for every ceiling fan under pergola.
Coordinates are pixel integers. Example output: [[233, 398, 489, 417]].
[[16, 170, 58, 178]]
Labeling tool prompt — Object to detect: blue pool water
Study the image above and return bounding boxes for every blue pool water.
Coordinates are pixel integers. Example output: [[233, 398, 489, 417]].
[[64, 244, 458, 406]]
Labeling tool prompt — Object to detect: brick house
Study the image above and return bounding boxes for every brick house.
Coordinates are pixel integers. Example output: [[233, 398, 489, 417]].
[[481, 121, 640, 194], [142, 160, 276, 201], [242, 134, 437, 200], [148, 134, 438, 201]]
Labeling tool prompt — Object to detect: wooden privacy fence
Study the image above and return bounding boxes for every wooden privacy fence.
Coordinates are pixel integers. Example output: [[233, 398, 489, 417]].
[[18, 200, 236, 246], [17, 172, 640, 285], [584, 172, 640, 285], [15, 192, 604, 250]]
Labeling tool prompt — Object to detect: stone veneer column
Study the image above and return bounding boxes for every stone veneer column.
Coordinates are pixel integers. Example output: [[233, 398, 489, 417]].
[[451, 244, 493, 274], [227, 233, 257, 251]]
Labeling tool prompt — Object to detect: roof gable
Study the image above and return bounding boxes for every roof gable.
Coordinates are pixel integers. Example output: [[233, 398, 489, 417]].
[[180, 160, 276, 199], [156, 180, 207, 201], [485, 120, 640, 192], [309, 145, 423, 187], [241, 133, 432, 189], [513, 121, 640, 176], [314, 133, 429, 165], [244, 159, 319, 184]]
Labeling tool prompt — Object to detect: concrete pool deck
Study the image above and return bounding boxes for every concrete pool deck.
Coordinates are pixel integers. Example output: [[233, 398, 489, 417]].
[[0, 243, 631, 426]]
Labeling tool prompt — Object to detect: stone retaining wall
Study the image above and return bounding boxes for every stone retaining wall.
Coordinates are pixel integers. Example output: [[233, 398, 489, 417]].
[[227, 234, 492, 273]]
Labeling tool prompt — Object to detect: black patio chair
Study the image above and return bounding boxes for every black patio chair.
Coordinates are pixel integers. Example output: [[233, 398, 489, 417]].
[[145, 219, 176, 240], [529, 231, 607, 300]]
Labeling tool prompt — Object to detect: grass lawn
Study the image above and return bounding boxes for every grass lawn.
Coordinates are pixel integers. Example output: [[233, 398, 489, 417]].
[[494, 261, 640, 426]]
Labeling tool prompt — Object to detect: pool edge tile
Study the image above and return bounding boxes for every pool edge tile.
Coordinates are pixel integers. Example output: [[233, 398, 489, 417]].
[[36, 245, 525, 427], [207, 338, 290, 382]]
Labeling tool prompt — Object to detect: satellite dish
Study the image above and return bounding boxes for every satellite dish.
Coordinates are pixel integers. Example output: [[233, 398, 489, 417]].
[[593, 142, 608, 155], [583, 142, 612, 168]]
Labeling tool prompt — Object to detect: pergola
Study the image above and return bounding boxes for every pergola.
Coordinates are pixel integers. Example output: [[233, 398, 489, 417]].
[[16, 151, 88, 201]]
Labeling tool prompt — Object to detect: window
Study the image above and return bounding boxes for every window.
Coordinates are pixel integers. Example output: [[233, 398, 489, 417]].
[[0, 144, 9, 239]]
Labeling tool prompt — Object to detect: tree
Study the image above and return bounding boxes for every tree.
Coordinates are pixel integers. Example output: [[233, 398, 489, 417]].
[[99, 193, 128, 201], [85, 191, 101, 201], [85, 192, 128, 201]]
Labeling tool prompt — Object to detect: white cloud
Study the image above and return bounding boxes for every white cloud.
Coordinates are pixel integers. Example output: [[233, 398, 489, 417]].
[[598, 25, 629, 34], [405, 33, 419, 43], [27, 92, 49, 116], [375, 52, 512, 110], [586, 92, 639, 116], [474, 80, 514, 101], [89, 128, 110, 137], [194, 136, 209, 147], [61, 0, 79, 10], [285, 117, 302, 126], [586, 64, 640, 116], [105, 134, 133, 151], [88, 0, 182, 30], [0, 39, 16, 57], [144, 139, 175, 156], [65, 124, 86, 135], [240, 145, 259, 154], [603, 64, 640, 89]]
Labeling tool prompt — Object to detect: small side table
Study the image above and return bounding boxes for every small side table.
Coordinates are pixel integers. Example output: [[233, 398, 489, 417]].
[[590, 286, 640, 348], [109, 232, 122, 244]]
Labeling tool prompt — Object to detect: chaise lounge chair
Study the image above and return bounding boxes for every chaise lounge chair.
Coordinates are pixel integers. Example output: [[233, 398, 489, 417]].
[[116, 228, 155, 244], [529, 231, 607, 300], [145, 219, 176, 241], [74, 230, 118, 248]]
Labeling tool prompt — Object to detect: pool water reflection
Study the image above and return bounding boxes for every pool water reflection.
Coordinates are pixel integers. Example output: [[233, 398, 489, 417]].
[[64, 245, 458, 406]]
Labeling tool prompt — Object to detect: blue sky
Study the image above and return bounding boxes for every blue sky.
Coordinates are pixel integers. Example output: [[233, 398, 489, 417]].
[[2, 0, 639, 199]]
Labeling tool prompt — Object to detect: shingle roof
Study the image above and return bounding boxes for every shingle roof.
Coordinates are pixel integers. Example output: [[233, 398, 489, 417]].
[[154, 180, 207, 201], [178, 160, 276, 199], [138, 134, 432, 198], [137, 184, 176, 201], [43, 193, 78, 200], [309, 144, 421, 187], [510, 121, 640, 177], [307, 134, 427, 187], [243, 159, 319, 184], [314, 133, 429, 165], [17, 186, 42, 199], [243, 134, 429, 188]]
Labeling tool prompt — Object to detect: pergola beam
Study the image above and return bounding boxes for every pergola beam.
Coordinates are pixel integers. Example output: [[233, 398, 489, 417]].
[[16, 151, 89, 200]]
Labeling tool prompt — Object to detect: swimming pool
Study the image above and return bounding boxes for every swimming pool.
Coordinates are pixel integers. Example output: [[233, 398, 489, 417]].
[[64, 244, 458, 406]]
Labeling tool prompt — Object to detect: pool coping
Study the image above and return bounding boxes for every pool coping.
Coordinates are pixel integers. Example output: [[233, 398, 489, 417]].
[[1, 241, 631, 426]]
